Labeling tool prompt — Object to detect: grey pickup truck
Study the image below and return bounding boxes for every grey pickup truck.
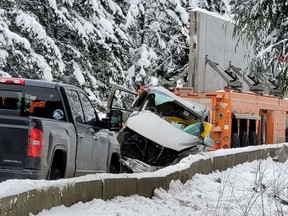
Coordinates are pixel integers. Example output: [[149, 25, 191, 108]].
[[0, 78, 122, 181]]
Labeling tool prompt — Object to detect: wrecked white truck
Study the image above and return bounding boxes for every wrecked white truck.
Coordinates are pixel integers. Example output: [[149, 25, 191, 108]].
[[107, 85, 213, 173]]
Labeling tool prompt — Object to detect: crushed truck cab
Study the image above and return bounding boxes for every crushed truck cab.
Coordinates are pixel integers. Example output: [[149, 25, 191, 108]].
[[107, 85, 213, 173]]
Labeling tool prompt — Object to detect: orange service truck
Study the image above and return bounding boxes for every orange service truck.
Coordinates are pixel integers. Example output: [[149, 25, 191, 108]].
[[165, 10, 288, 149], [174, 87, 288, 150]]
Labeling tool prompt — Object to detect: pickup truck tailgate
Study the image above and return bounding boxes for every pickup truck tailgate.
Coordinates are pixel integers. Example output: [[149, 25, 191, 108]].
[[0, 116, 29, 169]]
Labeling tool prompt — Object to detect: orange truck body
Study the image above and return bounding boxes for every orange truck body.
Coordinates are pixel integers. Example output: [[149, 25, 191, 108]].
[[170, 11, 287, 149], [174, 87, 288, 149]]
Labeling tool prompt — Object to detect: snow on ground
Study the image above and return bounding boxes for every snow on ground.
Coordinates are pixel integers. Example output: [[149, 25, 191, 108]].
[[32, 157, 288, 216]]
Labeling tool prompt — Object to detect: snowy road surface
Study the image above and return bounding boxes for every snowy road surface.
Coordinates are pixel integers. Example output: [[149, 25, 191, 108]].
[[33, 157, 288, 216]]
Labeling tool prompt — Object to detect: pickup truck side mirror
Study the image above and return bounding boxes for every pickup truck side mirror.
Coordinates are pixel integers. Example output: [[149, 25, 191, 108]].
[[109, 109, 123, 131]]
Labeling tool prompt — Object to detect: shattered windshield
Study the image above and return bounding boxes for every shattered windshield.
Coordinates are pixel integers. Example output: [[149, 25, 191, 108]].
[[142, 90, 202, 137], [154, 91, 174, 106]]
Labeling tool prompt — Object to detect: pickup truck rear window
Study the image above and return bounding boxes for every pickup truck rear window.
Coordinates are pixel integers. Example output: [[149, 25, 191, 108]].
[[0, 90, 21, 111], [0, 86, 65, 120]]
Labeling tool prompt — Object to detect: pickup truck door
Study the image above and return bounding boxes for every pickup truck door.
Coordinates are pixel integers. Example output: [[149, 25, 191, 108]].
[[78, 92, 109, 172], [107, 85, 138, 122], [65, 89, 94, 175]]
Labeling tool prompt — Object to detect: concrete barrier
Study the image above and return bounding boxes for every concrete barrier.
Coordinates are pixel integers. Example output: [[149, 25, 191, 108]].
[[226, 152, 246, 168], [198, 158, 213, 175], [266, 147, 278, 158], [103, 177, 138, 200], [61, 180, 103, 205], [212, 156, 227, 172], [137, 176, 167, 197], [0, 145, 284, 216]]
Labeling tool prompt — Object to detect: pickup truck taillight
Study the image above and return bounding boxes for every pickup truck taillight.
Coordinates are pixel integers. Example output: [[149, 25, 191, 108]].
[[27, 128, 44, 157]]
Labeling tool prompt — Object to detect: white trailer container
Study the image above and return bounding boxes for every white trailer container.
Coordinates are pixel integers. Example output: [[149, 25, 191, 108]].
[[188, 9, 251, 92]]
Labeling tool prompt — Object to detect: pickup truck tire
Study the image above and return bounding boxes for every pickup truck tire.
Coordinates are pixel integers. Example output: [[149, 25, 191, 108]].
[[49, 168, 63, 180], [109, 154, 121, 173], [109, 163, 118, 173]]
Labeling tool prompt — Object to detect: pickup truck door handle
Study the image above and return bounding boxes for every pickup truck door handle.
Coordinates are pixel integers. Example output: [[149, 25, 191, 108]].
[[78, 133, 85, 138]]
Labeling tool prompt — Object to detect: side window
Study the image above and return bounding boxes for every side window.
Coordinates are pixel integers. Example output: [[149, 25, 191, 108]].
[[111, 89, 136, 110], [24, 87, 65, 120], [66, 90, 84, 123], [79, 92, 97, 125]]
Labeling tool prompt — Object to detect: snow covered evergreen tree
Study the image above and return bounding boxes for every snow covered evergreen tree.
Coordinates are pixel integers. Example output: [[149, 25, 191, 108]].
[[188, 0, 229, 14], [0, 0, 129, 107], [118, 0, 230, 90], [0, 0, 231, 106], [231, 0, 288, 94], [116, 0, 188, 89]]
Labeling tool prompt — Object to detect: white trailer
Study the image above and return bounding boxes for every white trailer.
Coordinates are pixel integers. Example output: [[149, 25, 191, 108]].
[[188, 9, 252, 92]]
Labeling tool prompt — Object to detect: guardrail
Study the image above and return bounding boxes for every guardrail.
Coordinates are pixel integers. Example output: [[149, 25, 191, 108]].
[[0, 144, 283, 216]]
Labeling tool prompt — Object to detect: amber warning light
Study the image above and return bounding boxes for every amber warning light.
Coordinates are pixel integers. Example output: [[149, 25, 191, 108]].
[[0, 78, 25, 85]]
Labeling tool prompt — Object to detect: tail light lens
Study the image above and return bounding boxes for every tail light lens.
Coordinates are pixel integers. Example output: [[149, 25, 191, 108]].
[[27, 128, 44, 157]]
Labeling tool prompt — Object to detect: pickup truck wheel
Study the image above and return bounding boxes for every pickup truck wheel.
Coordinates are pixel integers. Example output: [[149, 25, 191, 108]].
[[109, 163, 118, 174], [50, 168, 63, 180]]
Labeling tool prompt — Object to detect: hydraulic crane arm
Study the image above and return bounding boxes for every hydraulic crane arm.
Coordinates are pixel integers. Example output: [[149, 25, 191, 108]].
[[160, 67, 189, 87], [228, 61, 263, 92], [205, 55, 242, 90], [229, 61, 281, 96]]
